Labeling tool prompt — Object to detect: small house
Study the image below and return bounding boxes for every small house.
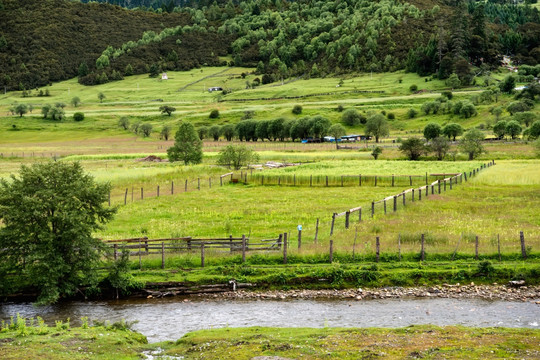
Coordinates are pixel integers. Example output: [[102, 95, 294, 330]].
[[161, 73, 168, 80], [208, 87, 223, 92]]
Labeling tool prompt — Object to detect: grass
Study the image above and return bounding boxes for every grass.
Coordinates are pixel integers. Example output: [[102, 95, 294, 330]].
[[2, 321, 539, 359]]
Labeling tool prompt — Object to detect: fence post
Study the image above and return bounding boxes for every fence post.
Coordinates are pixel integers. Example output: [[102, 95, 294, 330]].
[[376, 236, 380, 263], [443, 180, 446, 192], [438, 180, 441, 194], [475, 235, 479, 260], [341, 175, 344, 187], [220, 177, 223, 186], [326, 176, 328, 187], [314, 218, 319, 243], [398, 234, 401, 261], [171, 181, 174, 195], [359, 174, 362, 186], [345, 211, 350, 229], [283, 232, 288, 264], [185, 179, 188, 192], [393, 196, 397, 212], [310, 175, 313, 187], [187, 238, 192, 251], [157, 185, 160, 197], [330, 213, 336, 235], [420, 234, 425, 261], [419, 187, 422, 201], [520, 231, 527, 259], [358, 208, 362, 222], [201, 244, 205, 268], [242, 235, 246, 263], [278, 176, 281, 186], [138, 239, 142, 270], [114, 244, 118, 261], [412, 189, 415, 202], [425, 172, 428, 185], [375, 176, 377, 186], [431, 184, 434, 195], [294, 174, 296, 186], [329, 240, 334, 263], [141, 187, 144, 200], [384, 199, 387, 214], [162, 242, 165, 269], [371, 201, 375, 218], [450, 178, 453, 190], [409, 176, 412, 186], [298, 229, 302, 250], [392, 174, 394, 187], [229, 234, 233, 253], [402, 193, 406, 206], [124, 188, 128, 205], [198, 178, 200, 190]]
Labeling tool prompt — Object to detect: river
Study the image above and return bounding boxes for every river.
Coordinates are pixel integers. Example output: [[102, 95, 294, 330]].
[[1, 297, 539, 342]]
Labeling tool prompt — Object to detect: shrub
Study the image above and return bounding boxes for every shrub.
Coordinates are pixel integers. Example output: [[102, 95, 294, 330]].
[[407, 108, 418, 119], [209, 109, 220, 119], [409, 84, 418, 92], [341, 108, 362, 126], [73, 112, 84, 122], [292, 105, 303, 115], [387, 112, 395, 120], [441, 90, 453, 100]]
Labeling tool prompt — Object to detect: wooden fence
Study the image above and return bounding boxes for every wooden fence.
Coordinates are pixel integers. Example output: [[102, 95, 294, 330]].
[[106, 235, 282, 269]]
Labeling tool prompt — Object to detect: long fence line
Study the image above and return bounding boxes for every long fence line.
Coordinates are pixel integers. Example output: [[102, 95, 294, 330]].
[[219, 89, 386, 102], [106, 234, 281, 269]]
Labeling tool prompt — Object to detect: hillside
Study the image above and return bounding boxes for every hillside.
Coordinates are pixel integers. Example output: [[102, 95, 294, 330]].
[[0, 0, 539, 91]]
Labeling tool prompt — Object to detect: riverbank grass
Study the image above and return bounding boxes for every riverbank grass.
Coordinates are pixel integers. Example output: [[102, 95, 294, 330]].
[[2, 321, 539, 359]]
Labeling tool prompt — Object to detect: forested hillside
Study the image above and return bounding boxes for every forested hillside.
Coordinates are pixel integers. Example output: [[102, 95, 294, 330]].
[[0, 0, 539, 91]]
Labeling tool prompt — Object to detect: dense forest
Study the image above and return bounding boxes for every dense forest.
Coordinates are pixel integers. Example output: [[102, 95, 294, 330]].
[[0, 0, 539, 90]]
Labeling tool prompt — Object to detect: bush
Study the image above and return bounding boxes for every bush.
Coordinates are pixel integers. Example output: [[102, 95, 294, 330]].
[[341, 108, 362, 126], [409, 84, 418, 92], [407, 108, 418, 119], [441, 91, 453, 100], [387, 112, 395, 120], [336, 104, 345, 112], [292, 105, 303, 115], [209, 109, 220, 119], [73, 112, 84, 122]]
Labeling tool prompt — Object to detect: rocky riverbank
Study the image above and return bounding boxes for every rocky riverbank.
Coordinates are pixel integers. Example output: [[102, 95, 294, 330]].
[[192, 283, 540, 303]]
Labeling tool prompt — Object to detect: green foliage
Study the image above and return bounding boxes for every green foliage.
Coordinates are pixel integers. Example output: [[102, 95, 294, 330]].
[[407, 108, 418, 119], [459, 129, 485, 160], [514, 112, 536, 127], [292, 105, 303, 115], [71, 96, 81, 107], [442, 123, 463, 141], [507, 101, 533, 115], [217, 145, 259, 170], [167, 122, 203, 165], [493, 120, 508, 139], [341, 108, 362, 126], [140, 123, 153, 137], [0, 162, 116, 304], [14, 103, 28, 117], [505, 120, 522, 139], [73, 112, 85, 122], [499, 75, 517, 94], [221, 124, 236, 141], [159, 105, 176, 116], [529, 121, 540, 140], [328, 124, 346, 149], [160, 125, 171, 141], [409, 84, 418, 92], [399, 137, 425, 160], [118, 116, 130, 130], [209, 109, 220, 119], [197, 126, 209, 140], [428, 136, 450, 160], [445, 73, 461, 89], [423, 123, 442, 140], [371, 146, 383, 160], [209, 125, 221, 141], [98, 92, 106, 103], [534, 138, 540, 157], [365, 114, 389, 143]]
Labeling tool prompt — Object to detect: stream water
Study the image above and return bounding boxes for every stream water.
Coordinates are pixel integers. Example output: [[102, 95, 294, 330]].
[[1, 297, 539, 342]]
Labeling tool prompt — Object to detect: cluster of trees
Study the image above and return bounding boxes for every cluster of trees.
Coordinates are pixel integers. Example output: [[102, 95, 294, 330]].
[[4, 0, 539, 90], [421, 98, 477, 119], [400, 128, 485, 161]]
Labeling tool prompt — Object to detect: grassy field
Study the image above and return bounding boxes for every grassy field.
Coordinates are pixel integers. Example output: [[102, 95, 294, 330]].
[[1, 321, 539, 359]]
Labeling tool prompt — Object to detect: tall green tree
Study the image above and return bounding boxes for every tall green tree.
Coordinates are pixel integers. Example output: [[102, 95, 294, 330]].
[[459, 129, 485, 160], [423, 123, 442, 140], [217, 145, 259, 170], [0, 162, 116, 304], [365, 114, 389, 143], [328, 124, 346, 149], [167, 122, 203, 165], [399, 137, 426, 160], [442, 123, 464, 141]]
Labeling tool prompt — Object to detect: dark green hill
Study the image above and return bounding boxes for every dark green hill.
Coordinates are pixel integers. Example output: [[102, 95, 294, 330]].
[[1, 0, 539, 91]]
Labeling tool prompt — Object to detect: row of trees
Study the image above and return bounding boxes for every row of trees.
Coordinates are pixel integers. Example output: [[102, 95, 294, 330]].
[[400, 129, 486, 161], [197, 114, 390, 143]]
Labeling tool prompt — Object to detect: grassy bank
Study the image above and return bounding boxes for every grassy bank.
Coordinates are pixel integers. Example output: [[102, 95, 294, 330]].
[[1, 320, 539, 359]]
